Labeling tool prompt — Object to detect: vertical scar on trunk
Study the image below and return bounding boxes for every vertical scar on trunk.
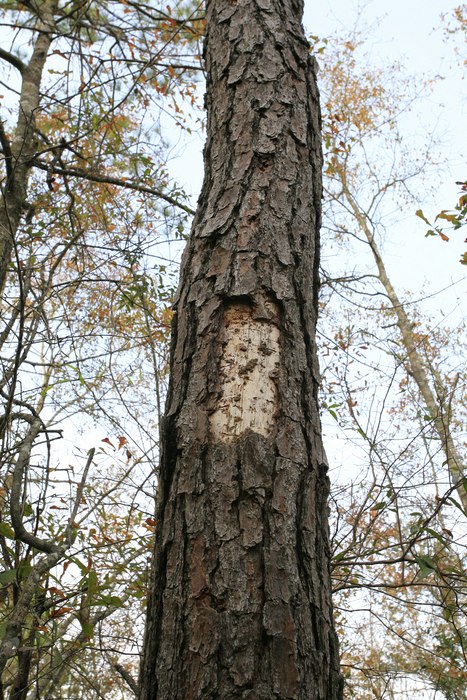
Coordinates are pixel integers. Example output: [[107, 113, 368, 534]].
[[210, 300, 280, 442]]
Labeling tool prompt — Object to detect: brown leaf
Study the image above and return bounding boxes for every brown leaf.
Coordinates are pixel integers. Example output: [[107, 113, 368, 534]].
[[50, 607, 73, 619]]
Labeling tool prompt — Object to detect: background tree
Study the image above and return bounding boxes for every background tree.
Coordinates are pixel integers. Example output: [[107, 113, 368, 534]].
[[315, 27, 467, 698], [0, 1, 202, 697]]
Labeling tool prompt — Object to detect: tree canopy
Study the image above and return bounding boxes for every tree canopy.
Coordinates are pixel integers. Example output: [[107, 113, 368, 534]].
[[0, 1, 465, 698]]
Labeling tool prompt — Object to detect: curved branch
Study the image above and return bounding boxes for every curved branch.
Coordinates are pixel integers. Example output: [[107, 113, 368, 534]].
[[31, 159, 196, 216], [0, 47, 26, 74], [10, 418, 60, 554]]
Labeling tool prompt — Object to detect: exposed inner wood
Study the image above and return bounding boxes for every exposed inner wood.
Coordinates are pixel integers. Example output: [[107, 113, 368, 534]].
[[210, 303, 280, 442]]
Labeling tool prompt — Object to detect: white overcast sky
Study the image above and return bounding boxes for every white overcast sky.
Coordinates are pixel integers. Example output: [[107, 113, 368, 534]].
[[170, 0, 466, 317], [304, 0, 466, 312]]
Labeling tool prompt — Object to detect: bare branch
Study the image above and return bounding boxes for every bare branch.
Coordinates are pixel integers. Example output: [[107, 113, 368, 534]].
[[10, 417, 60, 554], [0, 119, 13, 180], [31, 159, 196, 216], [0, 47, 26, 74], [114, 663, 138, 696], [65, 448, 95, 546]]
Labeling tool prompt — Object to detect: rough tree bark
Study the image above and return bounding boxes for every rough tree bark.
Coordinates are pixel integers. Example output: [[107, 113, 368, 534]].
[[139, 0, 343, 697]]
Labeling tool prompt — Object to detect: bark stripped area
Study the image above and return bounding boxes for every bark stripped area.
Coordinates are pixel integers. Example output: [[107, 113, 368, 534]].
[[139, 0, 342, 697], [210, 300, 280, 442]]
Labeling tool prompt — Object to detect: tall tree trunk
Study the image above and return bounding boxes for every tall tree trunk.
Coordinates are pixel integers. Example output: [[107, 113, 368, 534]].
[[0, 0, 58, 295], [139, 0, 342, 697]]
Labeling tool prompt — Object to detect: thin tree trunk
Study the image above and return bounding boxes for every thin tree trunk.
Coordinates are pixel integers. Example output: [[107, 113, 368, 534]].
[[339, 178, 467, 513], [0, 0, 57, 295], [9, 632, 33, 700], [139, 0, 342, 698]]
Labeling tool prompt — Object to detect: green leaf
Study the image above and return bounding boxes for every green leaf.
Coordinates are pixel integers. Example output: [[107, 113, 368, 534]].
[[87, 569, 98, 596], [0, 522, 15, 539], [333, 548, 351, 562], [446, 495, 466, 514], [0, 569, 17, 585], [93, 594, 124, 607], [23, 501, 33, 517], [415, 209, 431, 226], [71, 556, 89, 574], [35, 630, 53, 647], [18, 560, 32, 580], [442, 607, 453, 621], [424, 527, 448, 545], [436, 211, 458, 224], [415, 555, 436, 579], [371, 501, 386, 511], [79, 620, 94, 640]]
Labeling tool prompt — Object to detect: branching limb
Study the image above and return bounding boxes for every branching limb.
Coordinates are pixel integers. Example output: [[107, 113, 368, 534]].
[[9, 417, 60, 554], [0, 47, 26, 74], [0, 549, 63, 675], [65, 448, 95, 546], [31, 159, 196, 215]]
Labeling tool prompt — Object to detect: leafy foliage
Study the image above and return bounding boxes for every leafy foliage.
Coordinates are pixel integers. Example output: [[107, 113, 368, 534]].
[[0, 0, 202, 696], [416, 181, 467, 264]]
